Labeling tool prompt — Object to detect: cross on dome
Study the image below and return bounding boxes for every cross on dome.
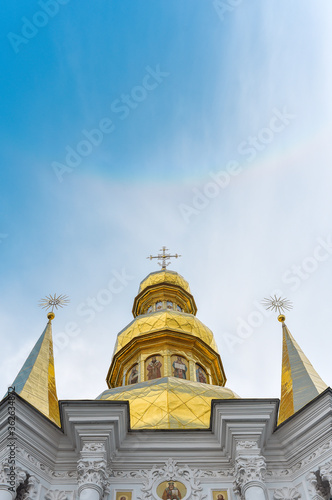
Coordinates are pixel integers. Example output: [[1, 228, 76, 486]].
[[147, 246, 181, 270]]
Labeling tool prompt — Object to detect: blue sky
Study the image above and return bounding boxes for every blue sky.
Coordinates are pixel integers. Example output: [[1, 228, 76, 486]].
[[1, 1, 332, 402]]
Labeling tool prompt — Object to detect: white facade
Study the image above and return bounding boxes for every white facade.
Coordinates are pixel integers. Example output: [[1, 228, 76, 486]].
[[0, 387, 331, 500]]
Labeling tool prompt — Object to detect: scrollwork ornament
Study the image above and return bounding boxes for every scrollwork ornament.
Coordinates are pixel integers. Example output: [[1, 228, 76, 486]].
[[266, 439, 332, 479], [115, 459, 207, 500], [273, 486, 301, 500], [16, 447, 77, 480]]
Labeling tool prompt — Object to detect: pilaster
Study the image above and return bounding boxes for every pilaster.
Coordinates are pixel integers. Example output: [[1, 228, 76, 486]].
[[234, 441, 267, 500], [77, 442, 108, 500]]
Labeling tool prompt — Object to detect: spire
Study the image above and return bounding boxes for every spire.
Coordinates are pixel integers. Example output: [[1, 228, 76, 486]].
[[11, 312, 61, 426], [278, 315, 328, 425]]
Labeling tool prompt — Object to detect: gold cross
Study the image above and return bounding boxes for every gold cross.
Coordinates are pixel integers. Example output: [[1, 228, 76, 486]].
[[147, 246, 181, 270]]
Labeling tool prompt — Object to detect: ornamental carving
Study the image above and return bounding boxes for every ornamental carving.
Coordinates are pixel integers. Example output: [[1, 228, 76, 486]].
[[8, 470, 40, 500], [82, 442, 105, 452], [306, 471, 330, 499], [236, 441, 259, 450], [77, 459, 108, 492], [234, 455, 266, 495], [111, 459, 207, 500], [266, 439, 332, 479], [320, 460, 332, 489], [273, 487, 301, 500], [16, 448, 77, 480], [45, 490, 69, 500], [111, 465, 233, 480], [0, 463, 10, 485]]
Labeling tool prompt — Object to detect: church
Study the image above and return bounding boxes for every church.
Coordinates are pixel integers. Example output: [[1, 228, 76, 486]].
[[0, 249, 331, 500]]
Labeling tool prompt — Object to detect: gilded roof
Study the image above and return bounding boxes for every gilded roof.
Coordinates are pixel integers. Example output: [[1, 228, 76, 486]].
[[11, 319, 60, 427], [278, 322, 328, 425], [139, 270, 191, 294], [97, 376, 239, 429], [114, 310, 218, 354]]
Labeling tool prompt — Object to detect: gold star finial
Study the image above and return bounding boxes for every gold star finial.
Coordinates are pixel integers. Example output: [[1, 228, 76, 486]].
[[39, 293, 70, 321], [147, 246, 181, 270], [262, 294, 293, 322]]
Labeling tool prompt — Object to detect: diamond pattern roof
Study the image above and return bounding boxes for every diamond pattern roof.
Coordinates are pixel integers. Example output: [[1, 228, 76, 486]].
[[97, 377, 238, 429], [114, 311, 218, 354]]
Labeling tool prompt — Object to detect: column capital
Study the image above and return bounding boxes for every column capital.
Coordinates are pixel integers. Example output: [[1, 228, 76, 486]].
[[234, 454, 266, 497], [77, 441, 108, 498], [0, 464, 33, 499], [320, 459, 332, 490]]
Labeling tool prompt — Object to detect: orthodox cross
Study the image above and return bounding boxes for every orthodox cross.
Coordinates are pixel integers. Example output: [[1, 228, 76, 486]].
[[147, 246, 181, 269]]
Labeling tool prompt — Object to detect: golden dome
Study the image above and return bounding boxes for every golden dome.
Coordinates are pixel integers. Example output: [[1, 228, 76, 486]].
[[97, 376, 239, 429], [113, 310, 218, 354], [139, 270, 191, 294]]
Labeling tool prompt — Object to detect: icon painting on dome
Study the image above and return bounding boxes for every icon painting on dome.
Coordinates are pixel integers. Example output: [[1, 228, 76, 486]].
[[212, 491, 228, 500], [146, 355, 163, 380], [156, 301, 163, 310], [167, 301, 173, 310], [157, 480, 186, 500], [196, 364, 208, 384], [127, 364, 139, 385], [172, 355, 188, 379], [116, 493, 132, 500]]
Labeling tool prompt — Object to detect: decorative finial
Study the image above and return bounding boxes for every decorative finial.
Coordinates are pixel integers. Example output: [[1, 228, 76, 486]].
[[147, 246, 181, 270], [39, 293, 70, 321], [262, 294, 293, 322]]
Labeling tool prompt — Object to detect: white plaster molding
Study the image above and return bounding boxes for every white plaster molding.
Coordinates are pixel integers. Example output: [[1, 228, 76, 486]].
[[112, 459, 207, 500], [236, 441, 259, 451], [266, 439, 332, 478], [17, 473, 40, 500], [82, 443, 105, 453], [234, 455, 266, 497], [77, 440, 108, 496], [45, 490, 69, 500], [110, 466, 233, 480], [0, 463, 11, 486], [320, 459, 332, 490], [306, 472, 324, 500], [273, 487, 301, 500], [77, 459, 108, 495], [16, 448, 77, 480]]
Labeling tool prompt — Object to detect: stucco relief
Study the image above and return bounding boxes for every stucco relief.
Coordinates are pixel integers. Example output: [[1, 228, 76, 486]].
[[234, 455, 266, 496], [273, 487, 301, 500]]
